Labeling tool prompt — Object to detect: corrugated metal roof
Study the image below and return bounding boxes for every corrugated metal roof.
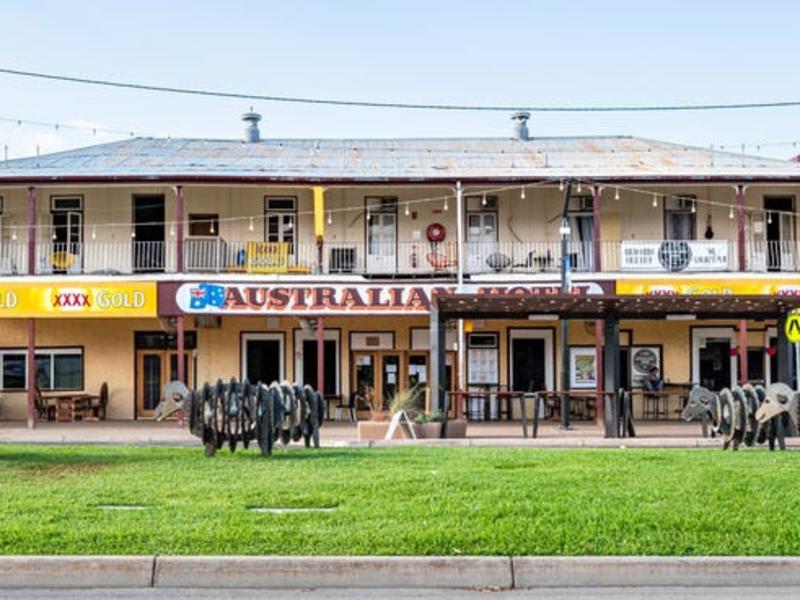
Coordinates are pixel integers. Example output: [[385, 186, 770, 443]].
[[1, 135, 799, 182]]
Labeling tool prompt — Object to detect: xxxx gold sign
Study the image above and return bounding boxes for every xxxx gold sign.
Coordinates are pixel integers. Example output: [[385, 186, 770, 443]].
[[617, 278, 800, 296], [0, 282, 157, 318]]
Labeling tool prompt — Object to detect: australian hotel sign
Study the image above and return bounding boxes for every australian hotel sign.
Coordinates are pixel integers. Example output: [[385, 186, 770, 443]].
[[174, 281, 609, 316], [0, 281, 157, 318]]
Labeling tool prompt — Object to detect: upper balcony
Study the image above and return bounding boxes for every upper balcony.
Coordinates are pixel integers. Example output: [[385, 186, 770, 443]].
[[2, 237, 799, 277]]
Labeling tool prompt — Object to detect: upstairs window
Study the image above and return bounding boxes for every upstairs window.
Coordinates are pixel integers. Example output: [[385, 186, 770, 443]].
[[664, 196, 696, 240], [188, 214, 219, 237]]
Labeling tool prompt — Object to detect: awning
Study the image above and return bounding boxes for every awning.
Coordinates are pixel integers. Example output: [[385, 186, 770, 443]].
[[434, 293, 800, 320]]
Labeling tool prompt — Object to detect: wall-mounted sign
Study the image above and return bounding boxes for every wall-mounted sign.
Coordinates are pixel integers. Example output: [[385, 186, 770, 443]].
[[172, 281, 610, 316], [245, 242, 289, 274], [0, 282, 157, 318], [617, 278, 800, 296], [620, 241, 730, 272]]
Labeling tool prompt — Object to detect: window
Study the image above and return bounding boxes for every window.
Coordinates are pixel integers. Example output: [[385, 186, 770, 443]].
[[467, 333, 499, 386], [264, 197, 296, 255], [188, 214, 219, 237], [664, 196, 696, 240], [0, 348, 83, 391]]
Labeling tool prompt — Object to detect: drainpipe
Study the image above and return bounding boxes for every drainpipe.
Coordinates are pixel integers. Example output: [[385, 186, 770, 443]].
[[559, 181, 573, 430]]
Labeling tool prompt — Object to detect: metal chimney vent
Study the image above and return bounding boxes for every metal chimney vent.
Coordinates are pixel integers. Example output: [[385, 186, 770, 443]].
[[511, 111, 530, 141], [242, 111, 262, 143]]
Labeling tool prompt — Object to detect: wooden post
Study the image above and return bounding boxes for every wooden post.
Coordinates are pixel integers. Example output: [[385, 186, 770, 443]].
[[26, 319, 36, 429], [316, 317, 325, 395], [736, 185, 746, 271], [27, 186, 36, 275], [738, 320, 748, 385], [592, 185, 602, 271], [175, 185, 184, 274], [603, 316, 620, 438], [594, 319, 604, 429], [176, 314, 185, 427]]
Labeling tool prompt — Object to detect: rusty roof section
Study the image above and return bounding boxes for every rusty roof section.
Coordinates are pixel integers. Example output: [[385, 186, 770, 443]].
[[1, 135, 799, 183]]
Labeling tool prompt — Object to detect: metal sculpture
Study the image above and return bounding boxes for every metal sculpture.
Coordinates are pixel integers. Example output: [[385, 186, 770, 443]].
[[154, 378, 325, 457], [682, 382, 798, 451]]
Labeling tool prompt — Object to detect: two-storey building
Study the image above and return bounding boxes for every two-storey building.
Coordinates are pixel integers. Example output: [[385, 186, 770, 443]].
[[2, 112, 800, 425]]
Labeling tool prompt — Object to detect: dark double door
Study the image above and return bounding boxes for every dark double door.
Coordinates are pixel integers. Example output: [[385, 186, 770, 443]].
[[511, 338, 546, 392]]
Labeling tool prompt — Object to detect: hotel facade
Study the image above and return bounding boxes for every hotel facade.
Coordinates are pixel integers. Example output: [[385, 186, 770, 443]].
[[2, 112, 800, 428]]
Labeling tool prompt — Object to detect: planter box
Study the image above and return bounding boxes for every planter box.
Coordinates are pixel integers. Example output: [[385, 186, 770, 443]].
[[357, 421, 408, 441], [444, 419, 467, 438]]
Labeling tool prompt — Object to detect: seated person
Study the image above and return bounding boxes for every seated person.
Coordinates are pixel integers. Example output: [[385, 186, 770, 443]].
[[642, 366, 664, 392]]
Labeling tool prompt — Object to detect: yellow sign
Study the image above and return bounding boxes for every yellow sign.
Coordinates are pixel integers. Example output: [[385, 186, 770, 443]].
[[246, 242, 289, 274], [617, 278, 800, 296], [0, 281, 157, 318], [786, 313, 800, 343], [313, 186, 325, 239]]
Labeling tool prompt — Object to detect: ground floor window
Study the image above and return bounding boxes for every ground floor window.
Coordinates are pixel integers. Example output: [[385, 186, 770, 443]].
[[0, 348, 83, 391]]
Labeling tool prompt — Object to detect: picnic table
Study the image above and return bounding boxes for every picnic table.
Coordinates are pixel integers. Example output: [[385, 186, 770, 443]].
[[41, 391, 98, 422], [633, 383, 692, 420], [447, 389, 524, 421]]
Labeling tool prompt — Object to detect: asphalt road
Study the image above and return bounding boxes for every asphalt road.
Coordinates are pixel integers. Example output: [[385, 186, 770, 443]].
[[1, 588, 798, 599]]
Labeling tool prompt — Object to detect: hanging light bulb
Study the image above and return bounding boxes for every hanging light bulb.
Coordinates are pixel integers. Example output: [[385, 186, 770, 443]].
[[767, 211, 773, 225], [169, 224, 175, 237], [366, 207, 371, 222], [11, 229, 17, 241], [248, 217, 254, 232], [614, 187, 620, 201], [520, 187, 526, 200], [443, 196, 449, 211], [404, 202, 410, 217], [52, 230, 57, 240], [729, 205, 734, 219], [577, 181, 582, 193], [91, 226, 97, 240], [652, 193, 658, 208], [131, 229, 136, 239], [327, 211, 332, 226], [691, 201, 696, 214], [558, 180, 564, 192], [209, 219, 215, 235], [481, 194, 487, 207]]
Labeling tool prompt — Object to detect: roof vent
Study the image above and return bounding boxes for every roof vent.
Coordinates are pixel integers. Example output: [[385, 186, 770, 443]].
[[242, 111, 262, 143], [511, 111, 530, 141]]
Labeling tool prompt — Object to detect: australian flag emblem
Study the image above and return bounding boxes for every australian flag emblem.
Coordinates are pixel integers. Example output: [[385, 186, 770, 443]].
[[189, 284, 225, 309]]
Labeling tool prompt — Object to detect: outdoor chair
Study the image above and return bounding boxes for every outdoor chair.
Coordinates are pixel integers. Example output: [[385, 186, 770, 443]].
[[334, 393, 356, 422], [33, 386, 54, 421], [86, 382, 109, 420]]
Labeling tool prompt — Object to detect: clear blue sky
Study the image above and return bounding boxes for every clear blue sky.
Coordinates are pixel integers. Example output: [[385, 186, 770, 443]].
[[1, 0, 798, 159]]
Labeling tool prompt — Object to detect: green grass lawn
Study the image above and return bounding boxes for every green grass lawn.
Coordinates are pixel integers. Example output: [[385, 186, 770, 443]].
[[1, 444, 799, 556]]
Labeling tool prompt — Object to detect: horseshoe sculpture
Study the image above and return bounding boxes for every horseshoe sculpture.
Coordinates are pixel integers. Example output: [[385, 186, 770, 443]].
[[154, 377, 324, 457]]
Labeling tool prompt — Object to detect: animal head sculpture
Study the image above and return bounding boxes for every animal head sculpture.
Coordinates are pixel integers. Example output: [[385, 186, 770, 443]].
[[682, 386, 715, 422], [756, 382, 798, 426], [153, 380, 192, 422]]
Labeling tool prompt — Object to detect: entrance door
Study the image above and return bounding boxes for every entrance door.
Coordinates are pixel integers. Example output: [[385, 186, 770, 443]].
[[366, 212, 396, 274], [407, 354, 428, 408], [353, 352, 376, 411], [510, 338, 545, 392], [135, 350, 194, 418], [302, 339, 337, 395], [265, 197, 296, 265], [698, 340, 732, 390], [50, 210, 83, 273], [765, 197, 795, 271], [242, 335, 283, 384], [381, 353, 401, 410], [467, 212, 497, 273], [133, 195, 165, 273]]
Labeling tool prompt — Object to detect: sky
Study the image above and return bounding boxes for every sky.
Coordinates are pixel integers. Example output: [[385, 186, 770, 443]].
[[0, 0, 799, 159]]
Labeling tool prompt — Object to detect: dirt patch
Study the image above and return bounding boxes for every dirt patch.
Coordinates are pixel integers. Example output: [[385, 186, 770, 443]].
[[10, 461, 115, 478]]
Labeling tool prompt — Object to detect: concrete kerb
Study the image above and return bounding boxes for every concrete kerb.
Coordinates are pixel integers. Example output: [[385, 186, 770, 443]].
[[3, 556, 800, 589]]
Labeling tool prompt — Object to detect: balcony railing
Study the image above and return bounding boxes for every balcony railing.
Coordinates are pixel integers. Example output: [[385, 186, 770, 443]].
[[2, 237, 799, 276]]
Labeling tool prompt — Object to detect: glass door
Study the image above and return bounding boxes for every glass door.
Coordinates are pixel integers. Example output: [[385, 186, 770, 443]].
[[265, 197, 296, 265], [407, 353, 428, 410], [353, 352, 376, 414], [367, 212, 396, 274], [136, 351, 163, 418], [51, 211, 83, 273], [381, 354, 401, 410], [467, 212, 497, 273]]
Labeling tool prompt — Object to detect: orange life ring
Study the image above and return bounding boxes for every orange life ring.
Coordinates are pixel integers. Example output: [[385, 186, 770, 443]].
[[426, 223, 446, 243]]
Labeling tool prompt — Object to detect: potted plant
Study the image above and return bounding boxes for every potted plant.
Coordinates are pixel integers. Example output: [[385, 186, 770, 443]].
[[413, 410, 445, 439], [357, 387, 422, 441]]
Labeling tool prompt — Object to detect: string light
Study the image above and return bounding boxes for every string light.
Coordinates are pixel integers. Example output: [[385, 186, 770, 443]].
[[91, 226, 97, 240], [559, 180, 564, 192], [520, 187, 526, 200], [768, 211, 773, 225], [729, 205, 734, 219], [690, 201, 696, 214], [576, 181, 582, 193], [614, 187, 620, 201], [652, 193, 658, 208], [404, 202, 410, 217], [481, 194, 487, 207], [11, 230, 17, 241], [326, 211, 332, 225], [169, 224, 175, 237], [131, 229, 136, 238], [209, 220, 215, 234], [51, 230, 57, 240], [443, 196, 449, 211], [248, 217, 254, 232]]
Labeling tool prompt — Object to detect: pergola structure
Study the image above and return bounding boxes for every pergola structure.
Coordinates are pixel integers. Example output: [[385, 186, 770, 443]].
[[429, 293, 800, 437]]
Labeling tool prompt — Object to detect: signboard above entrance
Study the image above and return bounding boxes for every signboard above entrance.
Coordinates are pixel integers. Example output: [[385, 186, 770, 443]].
[[617, 278, 800, 296], [173, 281, 611, 316], [620, 241, 730, 272], [0, 281, 157, 318]]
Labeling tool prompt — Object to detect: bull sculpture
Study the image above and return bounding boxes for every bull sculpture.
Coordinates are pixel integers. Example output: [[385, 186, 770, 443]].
[[682, 382, 799, 451], [154, 377, 325, 457]]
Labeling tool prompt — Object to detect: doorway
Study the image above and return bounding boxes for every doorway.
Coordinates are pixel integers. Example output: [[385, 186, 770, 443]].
[[764, 196, 795, 271], [241, 333, 284, 384], [50, 196, 83, 274], [508, 329, 554, 392], [365, 197, 397, 274], [133, 195, 165, 273], [134, 331, 196, 419], [692, 327, 736, 391]]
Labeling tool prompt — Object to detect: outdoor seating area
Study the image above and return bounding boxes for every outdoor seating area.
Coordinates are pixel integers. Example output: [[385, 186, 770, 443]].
[[33, 382, 108, 423]]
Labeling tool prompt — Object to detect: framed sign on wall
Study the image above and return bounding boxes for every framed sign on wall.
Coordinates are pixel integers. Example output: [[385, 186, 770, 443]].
[[630, 346, 662, 387], [569, 347, 597, 389]]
